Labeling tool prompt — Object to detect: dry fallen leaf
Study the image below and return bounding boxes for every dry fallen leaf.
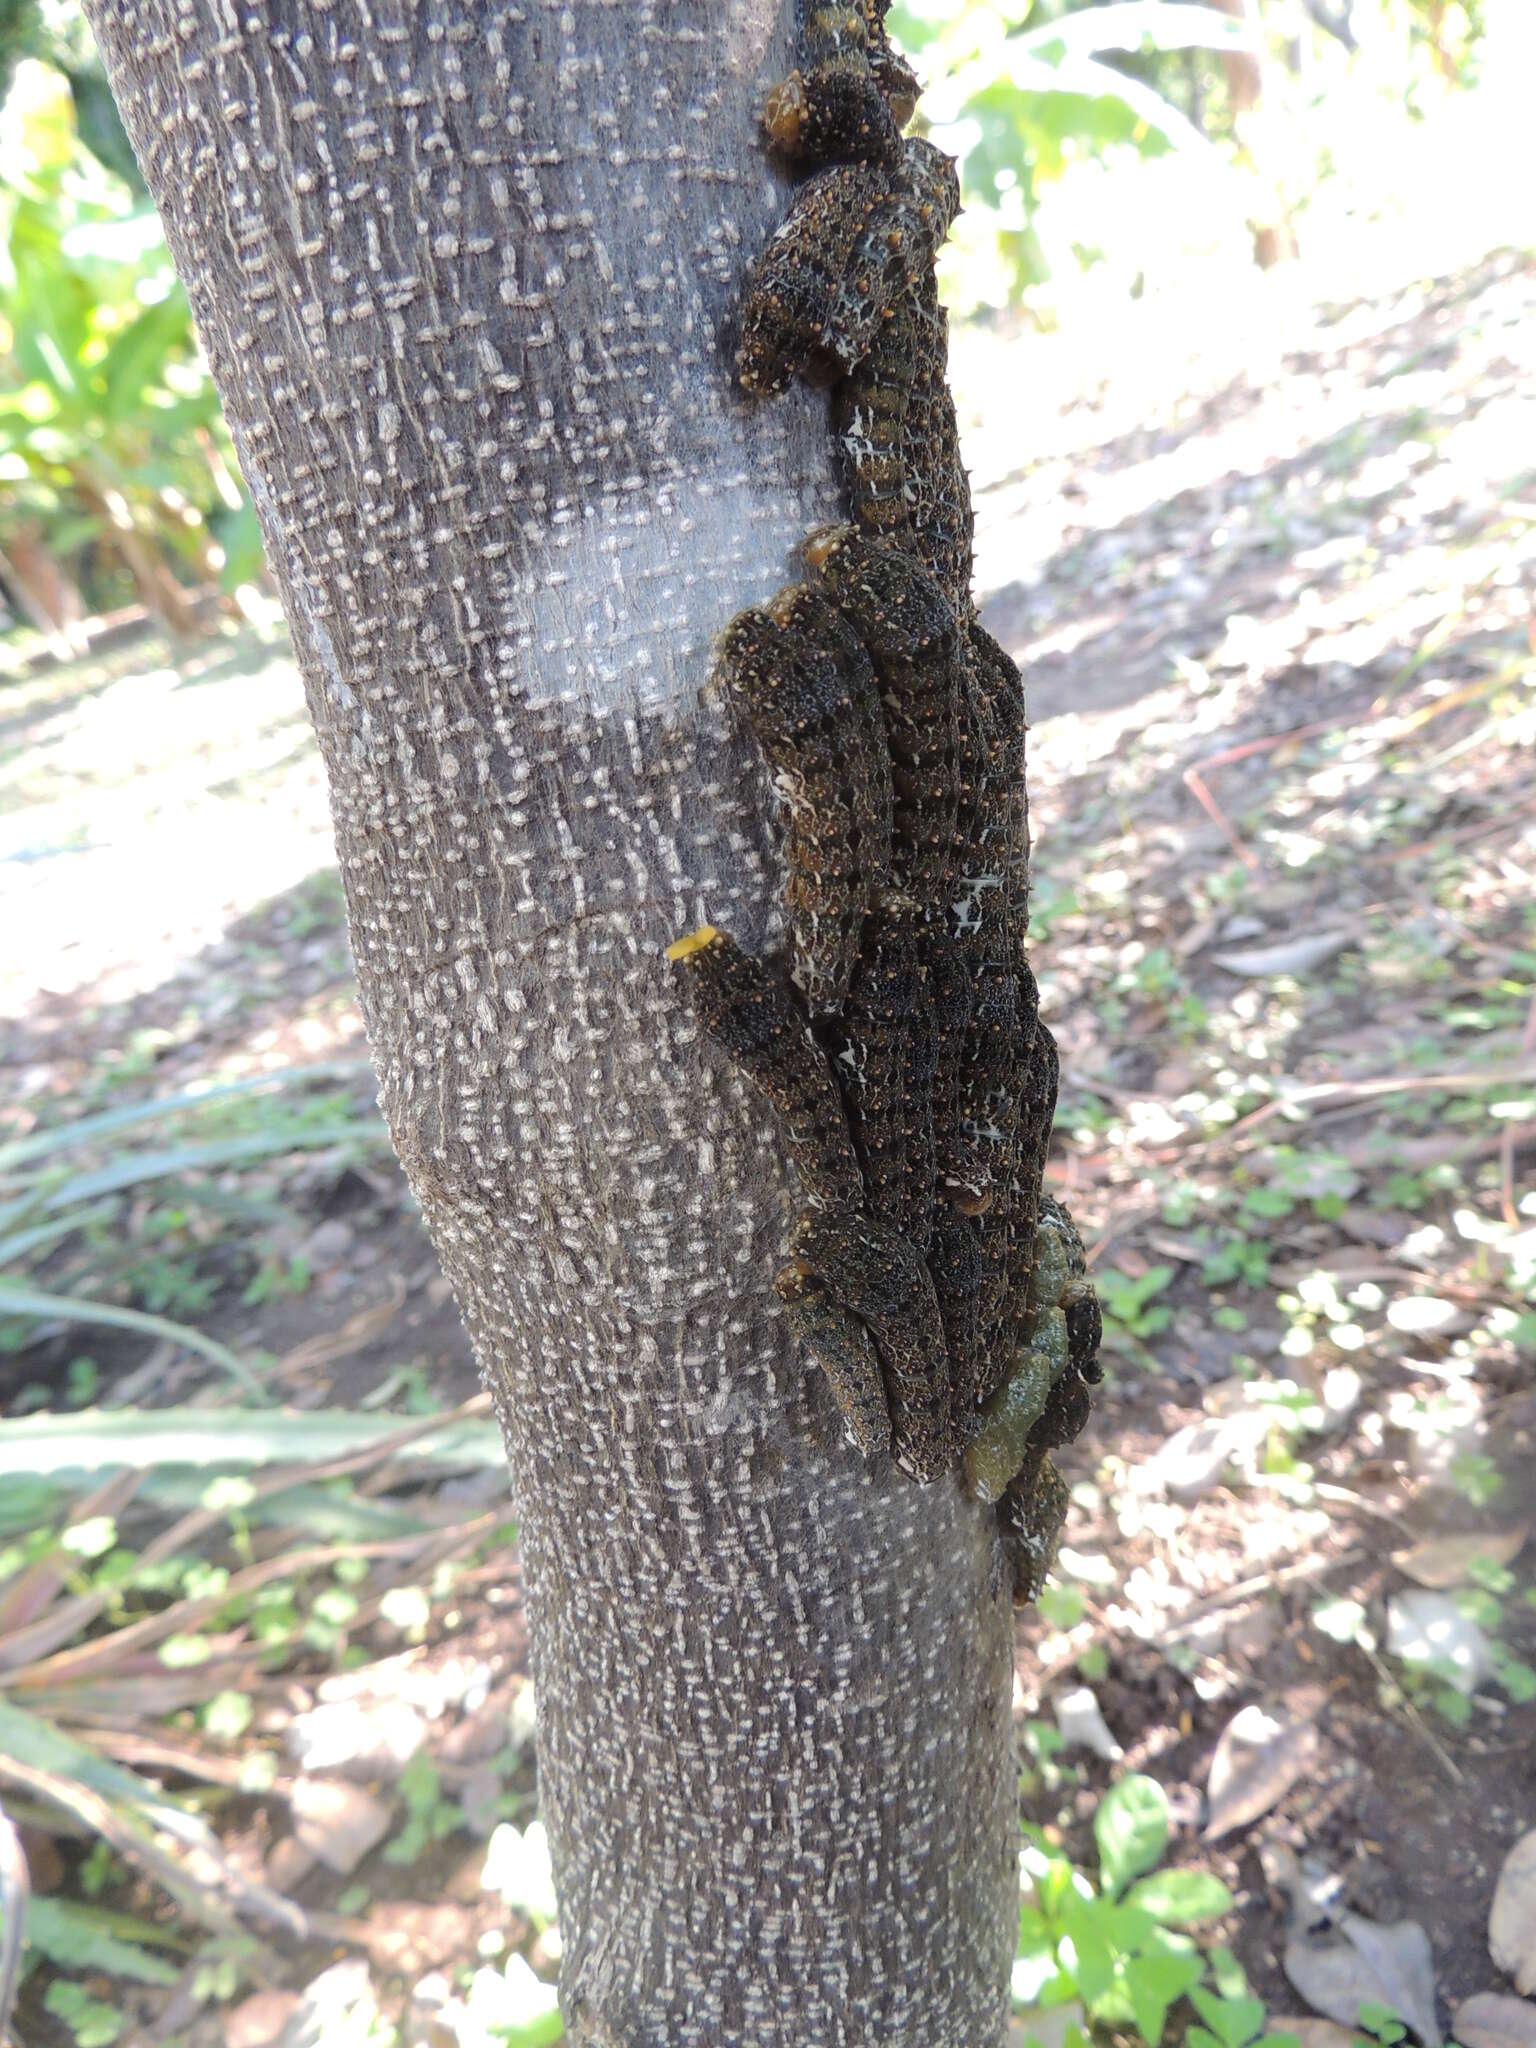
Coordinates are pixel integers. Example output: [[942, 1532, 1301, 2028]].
[[223, 1989, 300, 2048], [1211, 928, 1359, 977], [274, 1961, 380, 2048], [1149, 1412, 1270, 1503], [1491, 1831, 1536, 1997], [1265, 2021, 1360, 2048], [1385, 1295, 1472, 1337], [1204, 1700, 1321, 1841], [1392, 1526, 1529, 1590], [1054, 1685, 1123, 1761], [287, 1695, 428, 1779], [288, 1776, 392, 1876], [1284, 1912, 1441, 2046], [1456, 1993, 1536, 2048]]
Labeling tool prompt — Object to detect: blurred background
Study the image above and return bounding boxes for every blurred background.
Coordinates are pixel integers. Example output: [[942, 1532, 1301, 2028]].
[[1, 3, 1533, 2045]]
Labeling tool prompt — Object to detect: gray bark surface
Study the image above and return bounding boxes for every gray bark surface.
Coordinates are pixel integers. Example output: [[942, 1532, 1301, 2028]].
[[82, 4, 1017, 2040]]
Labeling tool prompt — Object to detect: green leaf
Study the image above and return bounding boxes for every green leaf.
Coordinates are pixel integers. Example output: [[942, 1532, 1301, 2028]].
[[201, 1691, 253, 1741], [59, 1515, 117, 1560], [1208, 1947, 1250, 1999], [1191, 1985, 1267, 2047], [93, 289, 194, 423], [1037, 1583, 1086, 1629], [63, 62, 145, 191], [1106, 1937, 1203, 2042], [1063, 1908, 1115, 2004], [1094, 1775, 1169, 1896], [1312, 1596, 1367, 1644], [45, 1977, 126, 2047], [22, 1897, 179, 1985], [1124, 1867, 1233, 1926], [1017, 1900, 1055, 1952], [1010, 1, 1259, 64], [1125, 1953, 1175, 2044], [1357, 2002, 1407, 2043], [494, 2010, 564, 2048]]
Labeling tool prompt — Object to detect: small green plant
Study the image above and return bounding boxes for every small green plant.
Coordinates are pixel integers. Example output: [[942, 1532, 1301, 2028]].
[[1014, 1775, 1243, 2047], [1095, 1266, 1175, 1361], [44, 1979, 127, 2048], [385, 1751, 463, 1865], [1448, 1450, 1503, 1508], [0, 1398, 506, 2044], [241, 1253, 314, 1306], [1312, 1561, 1536, 1729], [1037, 1582, 1088, 1632], [1352, 2003, 1408, 2046], [1202, 1237, 1271, 1290], [1018, 1719, 1079, 1798]]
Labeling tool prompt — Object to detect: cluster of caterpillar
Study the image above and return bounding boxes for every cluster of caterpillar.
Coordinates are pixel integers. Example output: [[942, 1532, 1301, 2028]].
[[668, 1, 1101, 1605]]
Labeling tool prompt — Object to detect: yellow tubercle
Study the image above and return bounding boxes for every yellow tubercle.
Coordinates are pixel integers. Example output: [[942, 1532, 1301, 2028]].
[[665, 925, 720, 962]]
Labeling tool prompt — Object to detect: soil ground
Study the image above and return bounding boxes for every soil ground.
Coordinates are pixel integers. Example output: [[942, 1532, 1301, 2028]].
[[2, 244, 1533, 2047]]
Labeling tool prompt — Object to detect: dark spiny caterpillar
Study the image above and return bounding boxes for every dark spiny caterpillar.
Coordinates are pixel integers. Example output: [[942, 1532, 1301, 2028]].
[[779, 1206, 953, 1482], [834, 890, 937, 1255], [803, 522, 963, 917], [667, 0, 1103, 1603], [665, 924, 863, 1213], [777, 1259, 892, 1461], [713, 589, 894, 1016], [998, 1453, 1070, 1607], [765, 6, 907, 165], [832, 269, 974, 615], [903, 277, 973, 610], [736, 140, 959, 396], [763, 2, 919, 168]]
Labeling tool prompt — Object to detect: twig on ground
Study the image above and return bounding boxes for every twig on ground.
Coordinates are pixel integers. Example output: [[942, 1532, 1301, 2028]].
[[1159, 1547, 1370, 1641], [1036, 1546, 1371, 1673], [1357, 1638, 1465, 1786], [1182, 717, 1348, 872]]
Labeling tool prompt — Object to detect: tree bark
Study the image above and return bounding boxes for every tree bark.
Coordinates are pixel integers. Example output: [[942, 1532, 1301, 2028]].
[[81, 4, 1018, 2041]]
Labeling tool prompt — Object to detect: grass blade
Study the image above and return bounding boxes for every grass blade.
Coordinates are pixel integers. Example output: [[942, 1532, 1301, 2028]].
[[0, 1703, 305, 1939], [0, 1206, 117, 1268], [0, 1283, 268, 1399], [0, 1396, 502, 1477], [37, 1123, 388, 1208], [0, 1060, 375, 1172]]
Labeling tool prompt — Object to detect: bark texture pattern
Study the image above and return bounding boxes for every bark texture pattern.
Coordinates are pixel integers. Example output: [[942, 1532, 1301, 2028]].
[[81, 3, 1018, 2043]]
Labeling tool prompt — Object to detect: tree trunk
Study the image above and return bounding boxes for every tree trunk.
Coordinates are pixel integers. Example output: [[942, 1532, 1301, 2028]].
[[81, 4, 1018, 2042], [1213, 0, 1299, 267], [0, 527, 90, 658]]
